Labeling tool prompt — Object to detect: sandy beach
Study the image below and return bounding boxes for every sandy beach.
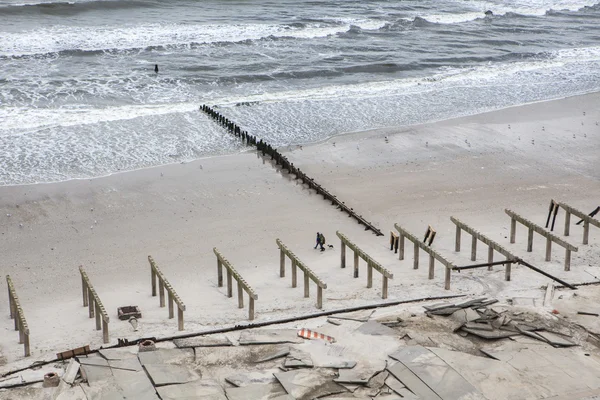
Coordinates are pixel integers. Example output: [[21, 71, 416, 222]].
[[1, 92, 599, 370]]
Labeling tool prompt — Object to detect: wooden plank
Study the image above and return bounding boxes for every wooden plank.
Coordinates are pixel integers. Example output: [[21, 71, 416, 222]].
[[56, 345, 90, 360], [394, 224, 454, 269], [147, 257, 187, 311], [213, 248, 258, 300], [336, 231, 394, 279], [558, 202, 600, 229], [505, 209, 578, 251], [276, 239, 327, 288], [450, 217, 517, 260]]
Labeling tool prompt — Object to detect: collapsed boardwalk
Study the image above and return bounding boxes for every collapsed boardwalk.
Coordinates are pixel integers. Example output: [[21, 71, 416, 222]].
[[214, 248, 259, 320], [79, 266, 110, 343], [148, 256, 186, 331], [6, 275, 30, 357]]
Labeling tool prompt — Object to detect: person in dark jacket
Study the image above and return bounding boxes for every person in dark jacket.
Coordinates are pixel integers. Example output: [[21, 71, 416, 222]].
[[314, 232, 321, 250]]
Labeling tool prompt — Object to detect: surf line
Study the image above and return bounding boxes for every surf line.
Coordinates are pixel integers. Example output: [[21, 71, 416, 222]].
[[199, 104, 383, 236]]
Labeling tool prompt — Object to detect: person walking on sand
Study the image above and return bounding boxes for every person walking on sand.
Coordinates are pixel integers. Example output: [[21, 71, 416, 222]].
[[314, 232, 321, 250], [318, 232, 326, 251]]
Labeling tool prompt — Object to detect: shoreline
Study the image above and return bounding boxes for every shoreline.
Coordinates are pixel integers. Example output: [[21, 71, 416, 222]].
[[2, 89, 599, 189], [1, 90, 599, 368]]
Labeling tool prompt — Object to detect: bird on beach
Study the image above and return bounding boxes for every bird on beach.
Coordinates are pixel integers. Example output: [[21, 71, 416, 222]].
[[154, 64, 159, 73]]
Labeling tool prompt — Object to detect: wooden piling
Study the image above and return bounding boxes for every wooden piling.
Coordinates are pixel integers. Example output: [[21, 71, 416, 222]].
[[280, 249, 285, 277], [428, 255, 435, 279], [527, 227, 534, 252], [510, 218, 516, 243], [487, 245, 494, 271], [227, 270, 233, 298], [238, 281, 244, 308], [367, 262, 373, 288], [168, 293, 174, 319], [304, 272, 310, 297], [354, 251, 359, 278], [399, 234, 405, 260], [471, 235, 477, 261], [564, 211, 571, 236], [455, 226, 461, 252], [341, 242, 346, 268], [545, 238, 552, 261], [413, 242, 419, 269], [292, 260, 297, 288]]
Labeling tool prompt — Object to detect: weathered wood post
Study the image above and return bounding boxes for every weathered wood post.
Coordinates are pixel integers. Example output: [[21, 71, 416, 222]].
[[249, 298, 255, 321], [82, 276, 88, 307], [178, 308, 184, 330], [151, 267, 157, 296], [527, 227, 534, 252], [354, 251, 359, 278], [226, 270, 233, 298], [304, 272, 310, 298], [341, 242, 346, 268], [367, 262, 373, 288], [445, 267, 451, 290], [510, 217, 516, 243], [505, 257, 512, 281], [565, 249, 571, 271], [237, 281, 244, 308], [168, 293, 174, 318], [564, 211, 571, 236], [584, 220, 590, 245], [382, 276, 388, 299], [88, 290, 94, 318], [428, 255, 435, 279], [317, 287, 323, 308], [159, 279, 165, 307], [471, 235, 477, 261], [545, 238, 552, 261], [413, 242, 419, 269], [399, 234, 405, 260], [487, 245, 494, 271], [280, 249, 286, 277], [292, 260, 297, 288], [455, 226, 461, 252], [217, 259, 223, 287], [95, 303, 101, 330]]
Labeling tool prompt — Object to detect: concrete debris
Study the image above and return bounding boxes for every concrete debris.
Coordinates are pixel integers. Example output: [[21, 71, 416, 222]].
[[156, 379, 227, 400], [225, 371, 277, 387], [511, 297, 536, 307], [143, 364, 200, 386], [543, 283, 555, 307], [274, 369, 346, 400], [356, 321, 398, 336], [333, 310, 375, 322], [137, 348, 194, 366], [173, 334, 233, 348], [327, 318, 342, 325], [333, 369, 372, 384], [225, 383, 291, 400], [535, 331, 577, 347], [252, 345, 291, 363], [239, 329, 304, 345], [283, 348, 314, 368]]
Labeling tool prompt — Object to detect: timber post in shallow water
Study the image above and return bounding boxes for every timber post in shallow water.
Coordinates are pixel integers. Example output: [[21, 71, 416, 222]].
[[199, 104, 383, 236]]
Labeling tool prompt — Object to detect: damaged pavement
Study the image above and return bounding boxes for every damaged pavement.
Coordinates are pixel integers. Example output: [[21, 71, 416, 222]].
[[4, 291, 600, 399]]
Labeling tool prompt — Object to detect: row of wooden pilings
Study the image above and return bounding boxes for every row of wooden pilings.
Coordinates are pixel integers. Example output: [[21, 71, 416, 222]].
[[198, 104, 383, 236]]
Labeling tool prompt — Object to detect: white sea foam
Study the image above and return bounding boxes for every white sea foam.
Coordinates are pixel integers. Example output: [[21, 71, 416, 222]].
[[0, 18, 388, 57]]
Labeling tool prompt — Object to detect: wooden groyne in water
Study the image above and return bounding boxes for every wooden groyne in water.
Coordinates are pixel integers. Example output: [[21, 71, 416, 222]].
[[199, 104, 383, 236]]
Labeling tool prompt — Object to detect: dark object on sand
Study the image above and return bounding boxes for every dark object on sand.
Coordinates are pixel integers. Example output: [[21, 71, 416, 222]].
[[154, 64, 159, 73], [485, 10, 493, 16]]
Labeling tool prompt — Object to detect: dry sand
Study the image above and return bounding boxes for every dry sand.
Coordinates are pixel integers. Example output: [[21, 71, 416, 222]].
[[1, 92, 599, 370]]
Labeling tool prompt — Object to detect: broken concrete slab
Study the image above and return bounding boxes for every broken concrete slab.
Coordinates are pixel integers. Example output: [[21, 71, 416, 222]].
[[225, 371, 277, 387], [427, 307, 461, 316], [173, 334, 233, 348], [225, 383, 291, 400], [389, 346, 484, 400], [62, 359, 80, 384], [333, 369, 372, 384], [274, 369, 346, 400], [137, 348, 194, 366], [252, 345, 291, 363], [112, 369, 159, 399], [99, 348, 138, 360], [536, 331, 577, 347], [79, 377, 127, 400], [512, 297, 536, 307], [327, 318, 342, 326], [296, 341, 356, 369], [54, 385, 88, 400], [464, 322, 493, 331], [387, 361, 442, 400], [423, 302, 457, 311], [384, 375, 408, 396], [143, 364, 200, 387], [78, 354, 113, 384], [356, 321, 398, 336], [461, 328, 520, 339], [156, 379, 227, 400], [333, 310, 375, 322], [283, 348, 313, 368], [239, 329, 304, 345], [107, 357, 143, 372]]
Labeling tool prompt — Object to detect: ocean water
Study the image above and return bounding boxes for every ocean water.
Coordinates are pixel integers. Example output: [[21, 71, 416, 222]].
[[1, 0, 599, 185]]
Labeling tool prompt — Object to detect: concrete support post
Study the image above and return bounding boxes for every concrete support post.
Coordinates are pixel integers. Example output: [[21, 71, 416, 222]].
[[237, 281, 244, 308], [168, 293, 174, 319], [151, 268, 157, 297], [317, 287, 323, 309], [565, 249, 571, 271], [487, 245, 494, 271], [88, 291, 94, 318], [292, 260, 297, 288], [367, 262, 373, 288], [545, 238, 552, 261], [584, 220, 590, 245], [455, 226, 461, 252], [159, 280, 165, 307], [82, 278, 88, 306], [428, 255, 435, 280], [382, 277, 388, 299], [217, 260, 223, 287], [280, 250, 285, 277], [505, 258, 512, 281], [444, 267, 451, 290], [510, 218, 516, 243], [303, 272, 309, 298], [226, 271, 233, 298], [249, 298, 255, 321], [177, 307, 184, 331], [341, 242, 346, 268], [413, 242, 419, 269], [564, 211, 571, 236], [354, 251, 359, 278], [471, 235, 477, 261], [399, 235, 405, 260], [102, 319, 109, 343], [95, 302, 101, 330], [527, 227, 534, 252]]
